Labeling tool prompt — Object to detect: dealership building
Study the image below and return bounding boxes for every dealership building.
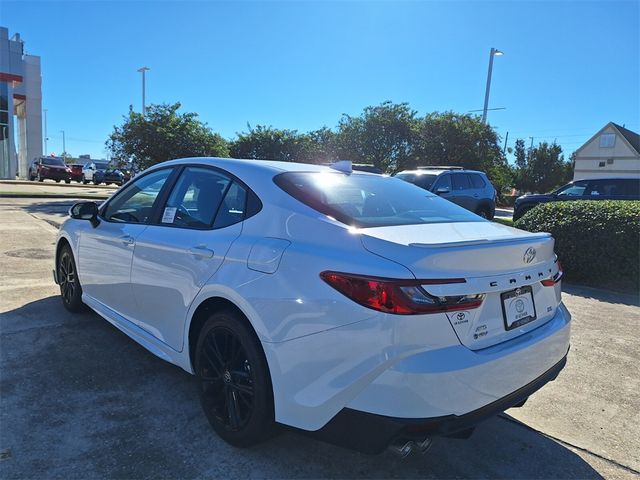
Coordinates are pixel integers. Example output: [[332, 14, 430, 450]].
[[0, 26, 43, 179]]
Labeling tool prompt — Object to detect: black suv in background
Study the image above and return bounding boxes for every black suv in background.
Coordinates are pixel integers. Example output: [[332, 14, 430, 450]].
[[513, 177, 640, 220], [395, 167, 497, 219]]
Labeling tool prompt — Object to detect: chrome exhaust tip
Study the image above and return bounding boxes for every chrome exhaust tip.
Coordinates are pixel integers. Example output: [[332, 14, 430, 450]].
[[416, 437, 433, 455], [388, 440, 415, 458], [388, 437, 432, 458]]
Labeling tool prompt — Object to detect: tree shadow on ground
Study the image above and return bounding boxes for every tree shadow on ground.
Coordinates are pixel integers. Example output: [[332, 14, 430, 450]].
[[563, 283, 639, 307], [1, 296, 604, 479]]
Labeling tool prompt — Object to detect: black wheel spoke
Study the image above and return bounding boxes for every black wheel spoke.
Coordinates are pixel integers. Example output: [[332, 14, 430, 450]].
[[198, 326, 256, 432], [230, 381, 253, 397], [227, 390, 241, 429]]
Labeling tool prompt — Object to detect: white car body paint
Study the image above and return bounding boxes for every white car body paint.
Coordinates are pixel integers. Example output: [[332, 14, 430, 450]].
[[56, 157, 570, 433]]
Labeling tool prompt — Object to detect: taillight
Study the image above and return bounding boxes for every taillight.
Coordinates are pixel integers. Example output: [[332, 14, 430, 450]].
[[542, 260, 563, 287], [320, 271, 484, 315]]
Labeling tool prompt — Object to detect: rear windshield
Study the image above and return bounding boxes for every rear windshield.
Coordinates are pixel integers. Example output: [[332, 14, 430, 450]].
[[395, 172, 438, 190], [274, 172, 482, 228], [42, 158, 65, 166], [94, 162, 109, 170]]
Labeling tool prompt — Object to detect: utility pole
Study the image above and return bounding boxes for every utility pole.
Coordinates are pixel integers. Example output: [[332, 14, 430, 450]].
[[482, 48, 504, 124], [137, 67, 150, 116], [60, 130, 66, 158], [503, 131, 509, 153], [43, 109, 49, 155]]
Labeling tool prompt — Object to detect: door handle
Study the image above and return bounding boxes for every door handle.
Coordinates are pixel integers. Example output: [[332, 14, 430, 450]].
[[120, 234, 135, 246], [188, 246, 214, 258], [473, 194, 479, 198]]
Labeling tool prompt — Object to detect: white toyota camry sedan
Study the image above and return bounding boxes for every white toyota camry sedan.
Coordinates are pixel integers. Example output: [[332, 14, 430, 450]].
[[55, 157, 570, 455]]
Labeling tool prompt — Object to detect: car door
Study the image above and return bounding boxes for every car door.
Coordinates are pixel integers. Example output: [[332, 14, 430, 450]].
[[130, 166, 251, 351], [450, 173, 475, 210], [77, 167, 175, 320]]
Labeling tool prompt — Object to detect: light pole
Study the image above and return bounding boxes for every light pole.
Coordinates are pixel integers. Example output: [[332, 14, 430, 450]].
[[60, 130, 66, 158], [137, 66, 150, 116], [481, 48, 504, 124], [43, 109, 49, 155]]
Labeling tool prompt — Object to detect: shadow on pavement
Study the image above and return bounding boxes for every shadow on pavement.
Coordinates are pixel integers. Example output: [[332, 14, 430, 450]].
[[1, 296, 603, 479], [563, 283, 639, 307]]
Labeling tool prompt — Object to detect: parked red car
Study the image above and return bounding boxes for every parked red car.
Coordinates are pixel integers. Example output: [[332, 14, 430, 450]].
[[28, 157, 72, 183], [69, 164, 84, 183]]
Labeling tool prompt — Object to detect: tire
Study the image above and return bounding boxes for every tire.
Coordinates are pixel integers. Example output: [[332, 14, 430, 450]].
[[65, 179, 71, 184], [195, 309, 276, 447], [29, 172, 35, 181], [37, 173, 44, 182], [93, 180, 100, 185], [57, 244, 84, 313], [476, 206, 490, 219], [55, 179, 60, 183], [82, 175, 89, 185]]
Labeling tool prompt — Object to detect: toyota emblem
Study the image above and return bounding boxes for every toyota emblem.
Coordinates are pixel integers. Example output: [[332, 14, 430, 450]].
[[523, 247, 536, 264]]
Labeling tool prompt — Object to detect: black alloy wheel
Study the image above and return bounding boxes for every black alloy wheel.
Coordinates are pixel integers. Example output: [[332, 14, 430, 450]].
[[195, 310, 275, 447], [58, 245, 84, 312]]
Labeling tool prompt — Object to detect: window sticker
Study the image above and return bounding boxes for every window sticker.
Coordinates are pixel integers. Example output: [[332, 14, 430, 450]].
[[161, 207, 177, 223]]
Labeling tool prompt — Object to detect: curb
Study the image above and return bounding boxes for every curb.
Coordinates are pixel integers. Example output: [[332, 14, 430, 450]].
[[0, 193, 109, 200]]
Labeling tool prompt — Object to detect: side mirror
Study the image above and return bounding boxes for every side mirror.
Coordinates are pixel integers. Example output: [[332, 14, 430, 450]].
[[70, 202, 100, 228], [436, 187, 450, 195]]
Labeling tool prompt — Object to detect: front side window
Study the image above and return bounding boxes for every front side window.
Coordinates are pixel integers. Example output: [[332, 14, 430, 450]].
[[556, 181, 587, 197], [432, 174, 451, 191], [275, 172, 482, 228], [395, 172, 438, 190], [103, 168, 173, 223]]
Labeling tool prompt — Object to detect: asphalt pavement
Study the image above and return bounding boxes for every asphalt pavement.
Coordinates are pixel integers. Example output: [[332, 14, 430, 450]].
[[1, 196, 638, 479]]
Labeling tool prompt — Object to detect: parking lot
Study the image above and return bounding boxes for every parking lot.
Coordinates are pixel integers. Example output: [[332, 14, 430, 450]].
[[1, 194, 639, 479]]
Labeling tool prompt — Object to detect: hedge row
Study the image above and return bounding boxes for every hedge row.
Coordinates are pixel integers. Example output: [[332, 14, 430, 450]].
[[513, 200, 640, 293]]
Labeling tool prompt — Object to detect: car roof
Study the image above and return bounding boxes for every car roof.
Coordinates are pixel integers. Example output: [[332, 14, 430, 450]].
[[148, 157, 380, 176], [573, 177, 640, 181], [397, 168, 485, 176]]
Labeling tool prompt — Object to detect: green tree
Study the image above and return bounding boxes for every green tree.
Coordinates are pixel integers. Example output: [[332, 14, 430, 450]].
[[106, 103, 229, 170], [334, 101, 419, 173], [512, 140, 572, 193], [414, 112, 512, 194]]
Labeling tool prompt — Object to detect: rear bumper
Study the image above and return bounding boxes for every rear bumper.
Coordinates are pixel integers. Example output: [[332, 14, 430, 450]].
[[307, 352, 567, 453]]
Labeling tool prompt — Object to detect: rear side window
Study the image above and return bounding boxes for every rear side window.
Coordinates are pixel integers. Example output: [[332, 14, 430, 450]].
[[163, 167, 231, 229], [470, 174, 486, 188], [452, 173, 472, 191], [274, 172, 482, 228], [213, 182, 248, 229]]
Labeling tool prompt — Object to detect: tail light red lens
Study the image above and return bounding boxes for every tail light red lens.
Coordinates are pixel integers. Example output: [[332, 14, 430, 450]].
[[320, 271, 484, 315], [542, 260, 563, 287]]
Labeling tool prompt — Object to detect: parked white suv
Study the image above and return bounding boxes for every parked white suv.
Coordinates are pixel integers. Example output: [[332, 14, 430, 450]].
[[55, 158, 570, 454]]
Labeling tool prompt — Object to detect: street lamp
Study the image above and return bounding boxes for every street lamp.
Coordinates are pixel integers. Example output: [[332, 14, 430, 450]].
[[60, 130, 66, 157], [481, 48, 504, 124], [137, 66, 150, 116], [43, 109, 49, 155]]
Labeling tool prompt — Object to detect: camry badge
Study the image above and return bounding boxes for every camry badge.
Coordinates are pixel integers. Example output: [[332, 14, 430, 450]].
[[523, 247, 536, 264]]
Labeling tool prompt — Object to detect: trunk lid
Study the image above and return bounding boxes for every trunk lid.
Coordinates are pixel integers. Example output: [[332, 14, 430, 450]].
[[359, 221, 562, 349]]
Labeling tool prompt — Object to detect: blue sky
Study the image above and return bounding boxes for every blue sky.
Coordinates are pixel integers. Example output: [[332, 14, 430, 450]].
[[2, 1, 638, 161]]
